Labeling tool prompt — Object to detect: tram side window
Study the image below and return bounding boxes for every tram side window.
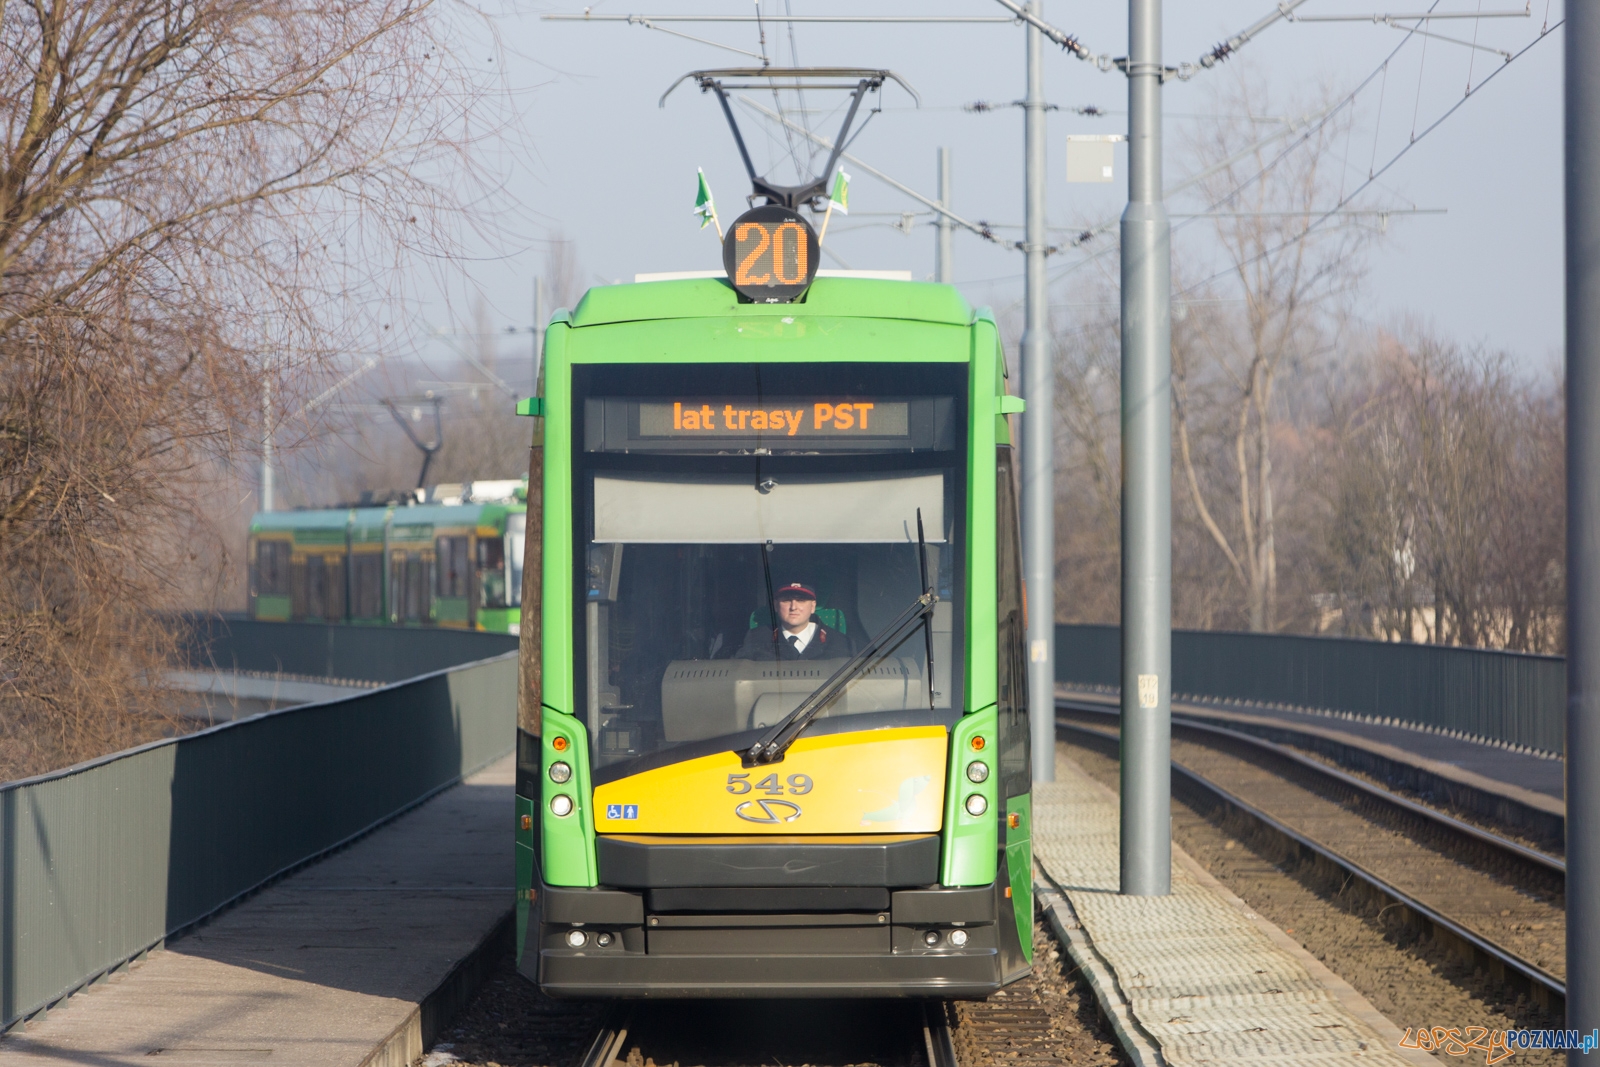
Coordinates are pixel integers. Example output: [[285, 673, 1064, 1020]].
[[305, 556, 326, 619], [506, 515, 525, 608], [352, 554, 383, 619], [477, 537, 509, 609], [409, 555, 432, 620], [390, 552, 433, 622], [323, 556, 346, 621], [995, 448, 1031, 797], [437, 536, 471, 599], [254, 541, 290, 597], [302, 555, 345, 622]]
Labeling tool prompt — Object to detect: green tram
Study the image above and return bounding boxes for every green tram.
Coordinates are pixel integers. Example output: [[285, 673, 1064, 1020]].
[[517, 236, 1034, 997], [248, 484, 526, 633]]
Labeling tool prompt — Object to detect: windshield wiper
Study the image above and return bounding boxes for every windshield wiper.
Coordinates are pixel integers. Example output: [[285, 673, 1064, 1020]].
[[744, 512, 939, 766]]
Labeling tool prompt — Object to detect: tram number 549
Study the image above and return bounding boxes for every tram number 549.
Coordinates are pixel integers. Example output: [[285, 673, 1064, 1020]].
[[722, 205, 819, 302], [727, 772, 813, 795]]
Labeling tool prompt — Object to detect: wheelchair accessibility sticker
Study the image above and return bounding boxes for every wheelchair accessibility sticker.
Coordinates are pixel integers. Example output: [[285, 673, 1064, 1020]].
[[605, 804, 639, 821]]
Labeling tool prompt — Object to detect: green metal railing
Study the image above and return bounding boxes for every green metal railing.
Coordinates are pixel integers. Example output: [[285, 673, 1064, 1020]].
[[1, 626, 516, 1031], [1056, 623, 1565, 757]]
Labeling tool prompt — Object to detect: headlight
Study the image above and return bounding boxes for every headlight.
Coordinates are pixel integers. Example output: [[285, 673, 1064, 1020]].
[[550, 794, 574, 817], [549, 761, 572, 784], [565, 929, 587, 948], [966, 761, 989, 783], [948, 929, 970, 948], [965, 794, 988, 817]]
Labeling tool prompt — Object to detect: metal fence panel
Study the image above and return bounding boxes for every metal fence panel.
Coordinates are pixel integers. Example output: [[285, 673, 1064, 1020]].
[[1056, 623, 1565, 756], [2, 635, 516, 1031], [176, 614, 519, 683]]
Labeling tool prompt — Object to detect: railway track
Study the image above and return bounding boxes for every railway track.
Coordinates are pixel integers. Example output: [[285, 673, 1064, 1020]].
[[572, 999, 960, 1067], [566, 958, 1102, 1067], [1056, 698, 1567, 1020]]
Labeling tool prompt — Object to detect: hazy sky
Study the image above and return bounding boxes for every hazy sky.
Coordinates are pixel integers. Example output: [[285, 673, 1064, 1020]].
[[411, 1, 1564, 381]]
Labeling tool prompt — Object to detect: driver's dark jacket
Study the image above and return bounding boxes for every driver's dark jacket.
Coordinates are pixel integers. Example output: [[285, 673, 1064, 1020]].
[[734, 619, 860, 660]]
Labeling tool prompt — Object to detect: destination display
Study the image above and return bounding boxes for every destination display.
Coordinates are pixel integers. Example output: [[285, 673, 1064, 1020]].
[[644, 400, 909, 437], [583, 395, 955, 453]]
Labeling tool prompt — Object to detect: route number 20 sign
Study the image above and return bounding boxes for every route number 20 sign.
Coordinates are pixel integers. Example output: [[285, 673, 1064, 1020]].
[[722, 205, 820, 303]]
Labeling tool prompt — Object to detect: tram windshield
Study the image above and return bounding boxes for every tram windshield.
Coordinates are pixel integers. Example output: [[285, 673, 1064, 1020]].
[[573, 362, 967, 779]]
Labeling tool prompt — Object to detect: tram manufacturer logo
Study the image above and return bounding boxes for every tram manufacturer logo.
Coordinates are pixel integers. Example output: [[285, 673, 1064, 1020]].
[[734, 799, 803, 824]]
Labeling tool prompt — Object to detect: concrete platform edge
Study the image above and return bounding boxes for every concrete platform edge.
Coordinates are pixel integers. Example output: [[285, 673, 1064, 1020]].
[[1034, 876, 1166, 1067], [1037, 751, 1433, 1067], [358, 908, 512, 1067], [1167, 840, 1436, 1067]]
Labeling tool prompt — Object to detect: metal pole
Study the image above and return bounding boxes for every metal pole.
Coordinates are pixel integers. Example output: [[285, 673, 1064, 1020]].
[[1566, 2, 1600, 1054], [534, 277, 547, 394], [1022, 2, 1055, 784], [1119, 0, 1172, 896], [936, 147, 954, 284], [261, 374, 275, 513]]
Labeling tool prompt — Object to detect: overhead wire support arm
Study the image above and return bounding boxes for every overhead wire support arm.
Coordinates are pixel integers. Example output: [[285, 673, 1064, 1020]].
[[1201, 0, 1312, 69], [662, 69, 918, 211], [987, 0, 1098, 61], [736, 95, 1010, 248]]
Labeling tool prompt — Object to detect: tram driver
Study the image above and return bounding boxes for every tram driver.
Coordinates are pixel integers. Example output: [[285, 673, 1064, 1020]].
[[736, 581, 860, 660]]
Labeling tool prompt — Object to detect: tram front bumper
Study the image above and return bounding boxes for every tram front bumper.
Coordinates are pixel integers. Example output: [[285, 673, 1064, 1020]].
[[526, 882, 1006, 998]]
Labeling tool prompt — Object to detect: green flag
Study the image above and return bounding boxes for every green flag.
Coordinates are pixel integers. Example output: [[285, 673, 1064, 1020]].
[[693, 168, 717, 228], [827, 168, 851, 215]]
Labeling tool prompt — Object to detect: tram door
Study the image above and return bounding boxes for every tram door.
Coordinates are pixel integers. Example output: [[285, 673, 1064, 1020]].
[[995, 448, 1031, 789], [995, 445, 1033, 955]]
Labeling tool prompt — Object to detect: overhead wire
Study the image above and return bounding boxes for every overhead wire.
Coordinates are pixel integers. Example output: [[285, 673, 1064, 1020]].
[[1022, 4, 1473, 300], [1171, 17, 1562, 302]]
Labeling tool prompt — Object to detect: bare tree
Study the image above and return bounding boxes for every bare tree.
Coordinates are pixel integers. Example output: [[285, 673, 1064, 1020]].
[[1173, 80, 1373, 631], [0, 0, 491, 779], [1052, 293, 1122, 624], [1321, 330, 1564, 652]]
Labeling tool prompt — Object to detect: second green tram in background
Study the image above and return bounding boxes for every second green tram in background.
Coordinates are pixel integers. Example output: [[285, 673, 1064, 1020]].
[[248, 481, 527, 634]]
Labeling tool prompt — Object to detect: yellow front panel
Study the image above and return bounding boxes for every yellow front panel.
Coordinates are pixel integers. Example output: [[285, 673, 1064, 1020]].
[[592, 726, 948, 834]]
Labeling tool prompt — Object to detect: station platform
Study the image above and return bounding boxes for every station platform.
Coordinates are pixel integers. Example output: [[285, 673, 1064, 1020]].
[[1034, 745, 1431, 1066], [0, 756, 515, 1067], [1059, 685, 1564, 842]]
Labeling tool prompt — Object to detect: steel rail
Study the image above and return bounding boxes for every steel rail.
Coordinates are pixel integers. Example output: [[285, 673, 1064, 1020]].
[[576, 1008, 634, 1067], [922, 1002, 960, 1067], [1059, 696, 1566, 875], [1055, 705, 1567, 1011]]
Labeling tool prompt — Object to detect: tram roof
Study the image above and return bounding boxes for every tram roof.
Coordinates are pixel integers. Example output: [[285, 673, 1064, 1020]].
[[567, 276, 975, 329]]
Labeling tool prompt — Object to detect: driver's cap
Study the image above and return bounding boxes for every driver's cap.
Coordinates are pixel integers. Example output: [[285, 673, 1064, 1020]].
[[775, 582, 817, 601]]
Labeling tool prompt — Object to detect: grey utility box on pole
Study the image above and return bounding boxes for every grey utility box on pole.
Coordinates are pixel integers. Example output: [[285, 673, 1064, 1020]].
[[1022, 2, 1056, 784], [936, 148, 954, 284], [1119, 0, 1173, 896], [1567, 1, 1599, 1055]]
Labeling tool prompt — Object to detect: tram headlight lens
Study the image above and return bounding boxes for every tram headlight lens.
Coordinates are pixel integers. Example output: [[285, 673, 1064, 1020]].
[[565, 929, 587, 948], [948, 929, 969, 948], [923, 930, 941, 946], [549, 761, 572, 784], [966, 761, 989, 783], [596, 932, 614, 947], [550, 794, 574, 817], [965, 794, 988, 817]]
